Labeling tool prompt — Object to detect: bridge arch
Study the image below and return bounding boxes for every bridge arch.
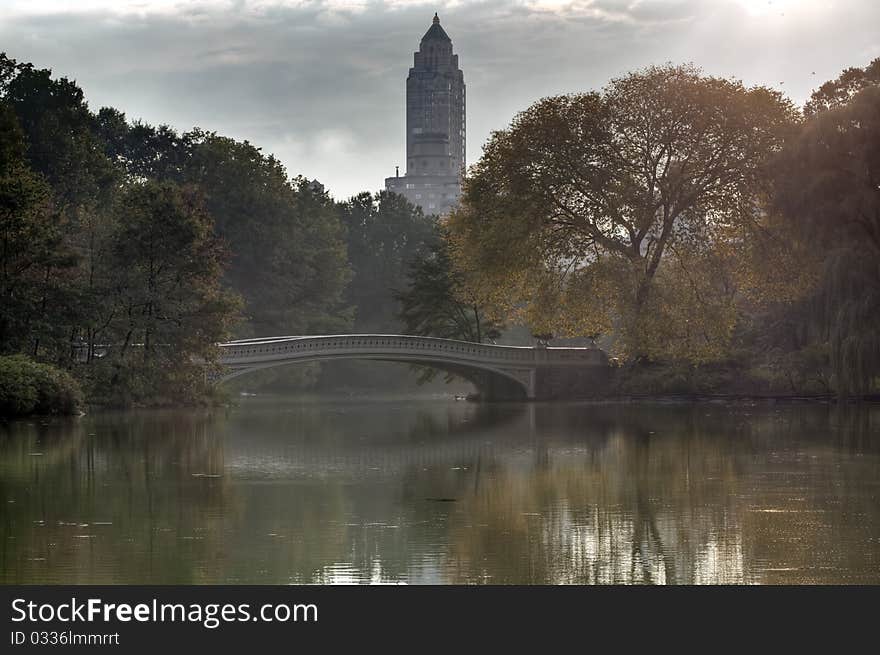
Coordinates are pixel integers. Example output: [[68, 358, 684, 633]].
[[217, 334, 610, 401], [217, 335, 536, 400]]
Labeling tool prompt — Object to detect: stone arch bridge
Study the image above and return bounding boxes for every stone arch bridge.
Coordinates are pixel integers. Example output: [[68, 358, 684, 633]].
[[218, 334, 610, 401]]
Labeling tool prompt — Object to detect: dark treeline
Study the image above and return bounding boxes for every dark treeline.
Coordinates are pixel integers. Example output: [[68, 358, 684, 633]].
[[0, 54, 435, 411]]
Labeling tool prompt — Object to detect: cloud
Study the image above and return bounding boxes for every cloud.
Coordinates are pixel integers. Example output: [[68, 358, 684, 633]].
[[2, 0, 878, 198]]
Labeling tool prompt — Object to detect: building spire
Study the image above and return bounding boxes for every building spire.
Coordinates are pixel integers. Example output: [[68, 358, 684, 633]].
[[421, 12, 450, 42]]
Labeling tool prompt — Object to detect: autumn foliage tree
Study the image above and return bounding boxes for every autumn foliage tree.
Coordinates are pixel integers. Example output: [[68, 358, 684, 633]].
[[448, 64, 799, 362]]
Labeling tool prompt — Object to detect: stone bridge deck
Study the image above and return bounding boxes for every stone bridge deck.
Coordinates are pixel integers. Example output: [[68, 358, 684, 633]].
[[218, 334, 609, 400]]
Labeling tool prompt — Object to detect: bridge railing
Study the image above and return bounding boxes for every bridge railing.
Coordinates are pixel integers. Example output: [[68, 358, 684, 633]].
[[218, 334, 606, 367], [220, 335, 530, 363]]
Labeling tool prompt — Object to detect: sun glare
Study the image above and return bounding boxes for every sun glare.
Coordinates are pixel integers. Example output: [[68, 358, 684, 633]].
[[734, 0, 798, 17]]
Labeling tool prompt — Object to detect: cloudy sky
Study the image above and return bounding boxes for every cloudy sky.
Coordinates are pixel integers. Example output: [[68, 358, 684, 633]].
[[2, 0, 878, 199]]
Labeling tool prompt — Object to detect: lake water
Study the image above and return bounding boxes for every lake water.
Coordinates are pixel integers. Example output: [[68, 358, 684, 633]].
[[2, 397, 879, 584]]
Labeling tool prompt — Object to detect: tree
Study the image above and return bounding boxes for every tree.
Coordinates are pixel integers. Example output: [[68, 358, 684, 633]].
[[338, 191, 435, 331], [396, 229, 500, 344], [100, 181, 240, 403], [183, 132, 350, 337], [1, 54, 356, 402], [0, 53, 116, 210], [774, 85, 880, 395], [1, 54, 120, 365], [804, 58, 880, 116], [95, 108, 192, 183], [0, 102, 66, 354], [93, 115, 354, 341], [448, 64, 799, 361]]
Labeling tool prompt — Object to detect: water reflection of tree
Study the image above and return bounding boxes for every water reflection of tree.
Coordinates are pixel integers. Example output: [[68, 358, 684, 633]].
[[436, 404, 880, 584], [2, 403, 879, 584], [1, 410, 239, 583], [437, 432, 743, 584], [734, 405, 880, 583], [217, 400, 529, 583]]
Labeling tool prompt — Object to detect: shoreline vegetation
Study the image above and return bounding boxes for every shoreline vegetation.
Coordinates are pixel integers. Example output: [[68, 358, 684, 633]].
[[0, 355, 82, 418], [1, 53, 879, 416], [2, 358, 878, 421]]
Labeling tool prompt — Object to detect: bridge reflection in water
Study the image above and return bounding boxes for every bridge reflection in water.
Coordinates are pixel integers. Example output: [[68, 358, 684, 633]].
[[218, 334, 610, 400], [3, 400, 878, 584]]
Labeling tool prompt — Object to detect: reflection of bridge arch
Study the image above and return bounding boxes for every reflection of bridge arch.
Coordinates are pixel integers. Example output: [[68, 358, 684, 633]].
[[218, 335, 609, 401]]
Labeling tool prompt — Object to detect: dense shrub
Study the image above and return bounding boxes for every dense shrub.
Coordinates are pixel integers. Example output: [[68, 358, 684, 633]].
[[0, 355, 83, 417], [614, 362, 727, 396], [613, 354, 839, 397]]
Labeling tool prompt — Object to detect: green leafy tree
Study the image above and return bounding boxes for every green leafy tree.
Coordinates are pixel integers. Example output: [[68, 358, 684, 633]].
[[94, 115, 353, 341], [0, 54, 120, 365], [183, 132, 350, 337], [306, 192, 437, 392], [0, 53, 116, 210], [338, 191, 435, 331], [99, 181, 240, 403], [0, 54, 358, 402], [0, 102, 70, 356], [774, 85, 880, 396], [396, 230, 500, 343], [95, 107, 193, 183]]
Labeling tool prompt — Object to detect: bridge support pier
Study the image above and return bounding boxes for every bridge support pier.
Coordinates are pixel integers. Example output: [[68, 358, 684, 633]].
[[531, 365, 612, 401], [457, 368, 530, 402]]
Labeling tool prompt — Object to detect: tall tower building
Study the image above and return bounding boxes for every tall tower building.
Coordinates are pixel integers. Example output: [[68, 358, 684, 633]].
[[385, 13, 465, 215]]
